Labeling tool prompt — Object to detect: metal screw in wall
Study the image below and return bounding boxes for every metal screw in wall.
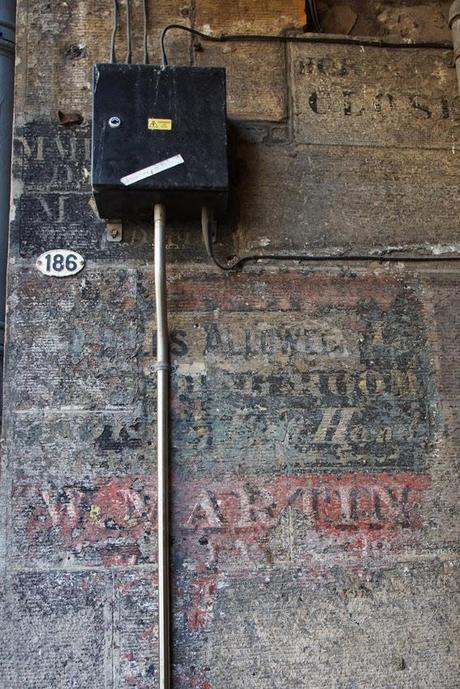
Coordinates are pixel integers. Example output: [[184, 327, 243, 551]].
[[106, 220, 123, 243]]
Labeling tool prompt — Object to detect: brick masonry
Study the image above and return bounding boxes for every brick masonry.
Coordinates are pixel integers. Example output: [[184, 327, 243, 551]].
[[1, 2, 459, 688]]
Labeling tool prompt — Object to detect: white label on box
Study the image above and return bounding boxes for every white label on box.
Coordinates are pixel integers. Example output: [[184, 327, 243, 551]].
[[120, 154, 184, 186]]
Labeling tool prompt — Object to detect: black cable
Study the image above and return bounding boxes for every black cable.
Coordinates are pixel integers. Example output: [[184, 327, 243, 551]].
[[160, 23, 452, 67], [201, 208, 239, 270], [110, 0, 118, 62], [306, 0, 322, 32], [143, 0, 149, 63], [125, 0, 132, 64], [201, 207, 460, 272], [161, 25, 217, 67]]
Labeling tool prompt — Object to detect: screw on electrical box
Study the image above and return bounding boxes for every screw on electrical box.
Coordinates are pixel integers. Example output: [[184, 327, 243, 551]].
[[106, 220, 123, 242], [108, 116, 121, 128]]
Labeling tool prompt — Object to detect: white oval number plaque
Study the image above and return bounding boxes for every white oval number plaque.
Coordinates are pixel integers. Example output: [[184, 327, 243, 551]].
[[36, 250, 85, 277]]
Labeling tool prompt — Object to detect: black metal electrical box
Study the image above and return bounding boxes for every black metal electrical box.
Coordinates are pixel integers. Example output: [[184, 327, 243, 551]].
[[92, 63, 228, 220]]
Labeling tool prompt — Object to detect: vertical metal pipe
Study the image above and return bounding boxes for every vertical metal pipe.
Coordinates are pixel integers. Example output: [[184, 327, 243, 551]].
[[154, 203, 170, 689], [449, 0, 460, 93], [0, 1, 16, 390]]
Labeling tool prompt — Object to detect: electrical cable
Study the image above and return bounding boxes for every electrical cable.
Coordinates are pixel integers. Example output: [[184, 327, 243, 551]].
[[110, 0, 118, 62], [201, 208, 239, 270], [306, 0, 322, 32], [201, 207, 460, 271], [160, 23, 452, 67], [125, 0, 132, 64], [143, 0, 149, 63]]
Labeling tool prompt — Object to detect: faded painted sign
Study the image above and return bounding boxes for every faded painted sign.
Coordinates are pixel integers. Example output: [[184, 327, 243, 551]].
[[290, 44, 458, 148], [164, 272, 436, 475]]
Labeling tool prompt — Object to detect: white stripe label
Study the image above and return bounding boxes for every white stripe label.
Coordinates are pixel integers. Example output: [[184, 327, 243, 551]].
[[120, 154, 184, 186]]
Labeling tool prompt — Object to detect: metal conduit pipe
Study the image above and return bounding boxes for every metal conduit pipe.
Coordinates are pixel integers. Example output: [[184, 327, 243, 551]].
[[450, 0, 460, 92], [154, 203, 170, 689], [0, 1, 15, 397]]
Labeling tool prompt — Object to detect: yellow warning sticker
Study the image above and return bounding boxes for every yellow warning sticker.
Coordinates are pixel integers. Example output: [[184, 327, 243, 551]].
[[148, 118, 172, 130]]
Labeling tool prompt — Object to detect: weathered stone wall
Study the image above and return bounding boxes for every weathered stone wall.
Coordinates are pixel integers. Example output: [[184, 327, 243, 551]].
[[1, 2, 459, 688]]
